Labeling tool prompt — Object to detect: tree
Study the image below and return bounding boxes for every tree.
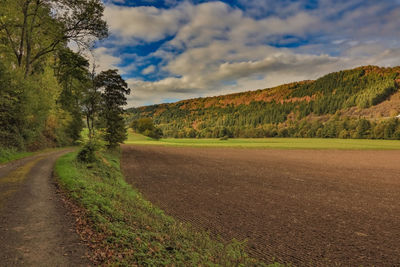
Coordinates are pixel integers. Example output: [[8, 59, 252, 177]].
[[0, 0, 110, 151], [355, 119, 371, 138], [0, 62, 25, 148], [130, 118, 163, 140], [0, 0, 108, 77], [96, 69, 130, 148], [82, 67, 101, 140], [55, 48, 90, 142]]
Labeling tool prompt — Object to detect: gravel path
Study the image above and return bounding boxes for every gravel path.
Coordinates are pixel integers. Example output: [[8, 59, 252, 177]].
[[0, 150, 90, 267]]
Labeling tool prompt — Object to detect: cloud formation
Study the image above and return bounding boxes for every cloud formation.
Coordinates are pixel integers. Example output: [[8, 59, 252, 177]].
[[96, 0, 400, 107]]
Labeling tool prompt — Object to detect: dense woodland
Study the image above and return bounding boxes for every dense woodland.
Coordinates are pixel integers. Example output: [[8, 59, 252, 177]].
[[0, 0, 129, 154], [129, 66, 400, 139]]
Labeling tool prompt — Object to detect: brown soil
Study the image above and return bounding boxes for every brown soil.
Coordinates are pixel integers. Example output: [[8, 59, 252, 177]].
[[0, 150, 90, 266], [121, 145, 400, 266]]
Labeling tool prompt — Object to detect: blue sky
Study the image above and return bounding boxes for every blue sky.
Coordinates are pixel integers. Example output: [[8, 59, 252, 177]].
[[94, 0, 400, 107]]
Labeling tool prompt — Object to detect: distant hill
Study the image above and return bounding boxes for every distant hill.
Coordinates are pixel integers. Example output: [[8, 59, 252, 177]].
[[128, 66, 400, 139]]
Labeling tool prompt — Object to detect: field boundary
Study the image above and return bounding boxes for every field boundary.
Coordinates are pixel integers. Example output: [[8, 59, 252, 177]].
[[54, 151, 281, 266]]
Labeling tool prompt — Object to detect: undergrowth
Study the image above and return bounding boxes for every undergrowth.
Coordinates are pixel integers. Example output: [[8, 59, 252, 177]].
[[0, 148, 33, 164], [54, 150, 281, 266]]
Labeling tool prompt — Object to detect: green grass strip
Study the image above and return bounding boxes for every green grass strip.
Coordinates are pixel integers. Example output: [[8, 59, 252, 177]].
[[0, 147, 74, 165], [0, 148, 33, 164], [55, 151, 281, 266], [126, 132, 400, 150]]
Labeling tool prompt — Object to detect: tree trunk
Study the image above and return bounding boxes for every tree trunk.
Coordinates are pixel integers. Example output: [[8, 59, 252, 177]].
[[24, 0, 40, 78], [18, 0, 30, 67]]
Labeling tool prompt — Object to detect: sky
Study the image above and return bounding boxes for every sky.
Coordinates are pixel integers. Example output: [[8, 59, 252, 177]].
[[94, 0, 400, 107]]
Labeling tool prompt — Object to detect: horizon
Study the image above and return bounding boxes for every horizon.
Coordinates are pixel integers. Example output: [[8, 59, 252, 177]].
[[95, 0, 400, 107]]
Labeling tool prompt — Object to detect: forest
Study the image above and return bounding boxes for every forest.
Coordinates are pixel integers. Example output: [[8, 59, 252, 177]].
[[0, 0, 129, 156], [129, 66, 400, 139]]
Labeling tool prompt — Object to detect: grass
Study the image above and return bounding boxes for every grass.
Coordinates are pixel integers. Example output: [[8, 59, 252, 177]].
[[55, 150, 280, 266], [0, 148, 33, 164], [126, 130, 400, 150], [0, 147, 74, 165]]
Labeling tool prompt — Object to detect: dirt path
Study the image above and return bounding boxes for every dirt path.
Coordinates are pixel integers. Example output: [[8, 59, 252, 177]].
[[0, 150, 90, 266], [121, 145, 400, 266]]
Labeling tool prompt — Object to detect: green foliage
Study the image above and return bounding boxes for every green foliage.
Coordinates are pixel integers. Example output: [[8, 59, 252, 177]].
[[0, 62, 25, 148], [131, 118, 153, 132], [82, 72, 102, 141], [76, 129, 106, 163], [96, 69, 131, 148], [55, 151, 277, 266], [0, 148, 33, 164], [55, 49, 90, 143], [0, 61, 70, 149], [77, 141, 99, 163], [131, 118, 163, 140], [129, 66, 400, 140], [0, 0, 110, 152], [0, 0, 107, 76]]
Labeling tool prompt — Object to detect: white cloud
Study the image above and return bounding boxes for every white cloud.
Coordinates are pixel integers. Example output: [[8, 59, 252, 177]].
[[104, 3, 191, 43], [141, 65, 155, 74], [125, 52, 344, 106], [96, 1, 400, 107], [92, 47, 121, 73]]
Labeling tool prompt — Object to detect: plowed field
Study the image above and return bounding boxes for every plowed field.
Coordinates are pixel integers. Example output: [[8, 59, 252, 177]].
[[121, 145, 400, 266]]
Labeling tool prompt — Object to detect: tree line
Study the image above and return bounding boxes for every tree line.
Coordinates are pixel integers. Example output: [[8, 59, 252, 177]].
[[129, 66, 400, 140], [0, 0, 130, 157]]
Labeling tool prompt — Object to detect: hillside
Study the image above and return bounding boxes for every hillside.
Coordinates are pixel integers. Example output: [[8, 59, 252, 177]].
[[128, 66, 400, 139]]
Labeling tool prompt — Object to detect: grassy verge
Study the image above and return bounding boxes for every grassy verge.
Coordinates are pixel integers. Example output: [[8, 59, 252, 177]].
[[126, 131, 400, 150], [0, 147, 74, 165], [55, 150, 279, 266], [0, 148, 33, 164]]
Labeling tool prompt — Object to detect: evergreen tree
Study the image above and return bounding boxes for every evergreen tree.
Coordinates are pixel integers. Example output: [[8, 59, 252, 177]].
[[96, 69, 130, 148]]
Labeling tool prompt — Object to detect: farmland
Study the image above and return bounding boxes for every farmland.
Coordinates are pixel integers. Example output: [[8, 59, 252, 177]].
[[121, 142, 400, 266]]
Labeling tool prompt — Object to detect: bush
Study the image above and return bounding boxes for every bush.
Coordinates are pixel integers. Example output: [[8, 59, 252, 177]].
[[77, 140, 101, 163], [147, 127, 163, 140]]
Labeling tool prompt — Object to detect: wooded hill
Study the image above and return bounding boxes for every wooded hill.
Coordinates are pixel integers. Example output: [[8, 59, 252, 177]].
[[128, 66, 400, 139]]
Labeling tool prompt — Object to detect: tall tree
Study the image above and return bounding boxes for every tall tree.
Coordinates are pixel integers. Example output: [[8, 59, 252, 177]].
[[95, 69, 131, 148], [55, 48, 90, 142], [82, 67, 101, 140], [0, 0, 108, 77]]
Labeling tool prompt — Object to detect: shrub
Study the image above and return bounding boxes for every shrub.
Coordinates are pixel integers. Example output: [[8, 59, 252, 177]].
[[77, 141, 97, 163], [77, 137, 105, 163]]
